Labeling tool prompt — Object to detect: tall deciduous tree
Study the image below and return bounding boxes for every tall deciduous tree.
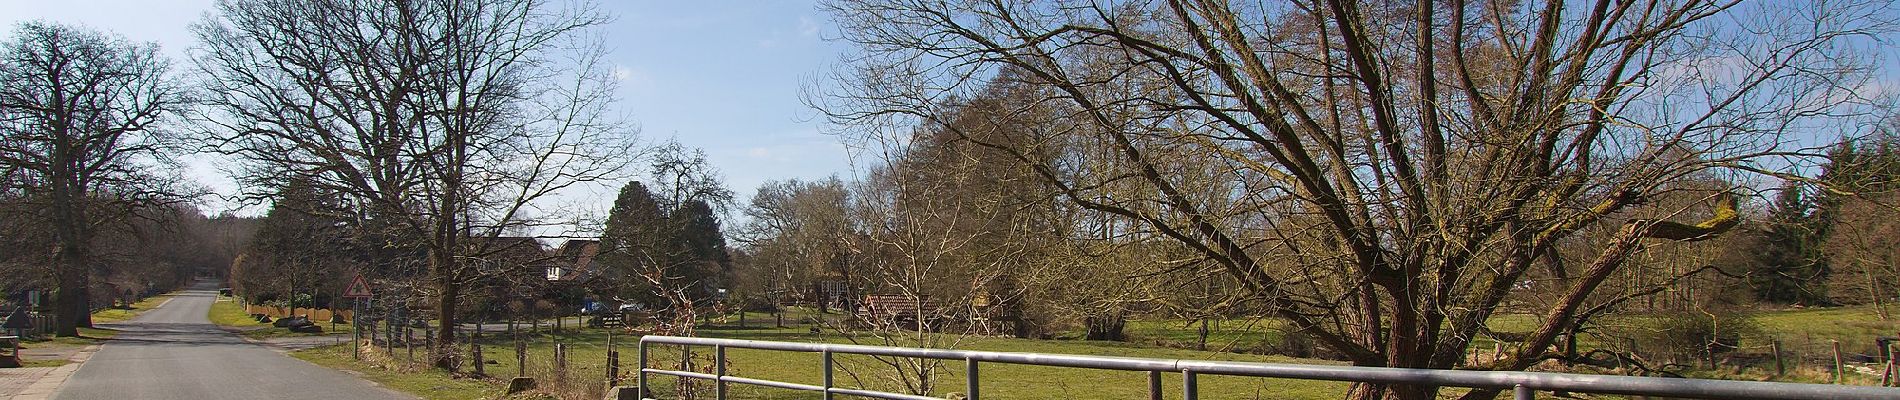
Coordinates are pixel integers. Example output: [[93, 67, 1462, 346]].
[[241, 178, 354, 311], [738, 178, 856, 314], [0, 21, 185, 336], [193, 0, 632, 368], [818, 1, 1893, 399]]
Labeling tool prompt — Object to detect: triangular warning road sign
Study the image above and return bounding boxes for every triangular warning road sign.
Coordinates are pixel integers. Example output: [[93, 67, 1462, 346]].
[[343, 275, 373, 298]]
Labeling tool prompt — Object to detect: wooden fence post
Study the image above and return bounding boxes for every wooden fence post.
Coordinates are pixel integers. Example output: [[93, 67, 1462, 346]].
[[555, 342, 568, 383], [472, 324, 484, 377], [1834, 340, 1845, 384], [1889, 344, 1899, 387], [607, 332, 618, 386], [1772, 340, 1785, 376]]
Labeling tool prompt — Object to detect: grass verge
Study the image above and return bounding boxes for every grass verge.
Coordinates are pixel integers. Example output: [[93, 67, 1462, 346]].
[[16, 326, 115, 368], [89, 294, 174, 324], [20, 358, 70, 368], [291, 343, 507, 400], [206, 294, 348, 340]]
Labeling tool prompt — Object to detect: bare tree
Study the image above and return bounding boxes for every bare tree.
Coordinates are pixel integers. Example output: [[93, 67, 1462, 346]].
[[0, 21, 187, 336], [738, 177, 856, 319], [818, 1, 1895, 398], [1827, 193, 1900, 315], [192, 0, 633, 369]]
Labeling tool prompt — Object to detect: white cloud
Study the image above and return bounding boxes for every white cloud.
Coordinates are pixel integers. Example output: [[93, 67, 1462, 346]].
[[610, 65, 655, 94], [798, 16, 820, 37]]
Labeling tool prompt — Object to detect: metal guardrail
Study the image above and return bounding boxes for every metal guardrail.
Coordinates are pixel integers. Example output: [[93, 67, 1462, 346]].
[[637, 335, 1900, 400]]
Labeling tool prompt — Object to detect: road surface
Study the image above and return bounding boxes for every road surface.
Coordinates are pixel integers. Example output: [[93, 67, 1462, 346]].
[[52, 284, 415, 400]]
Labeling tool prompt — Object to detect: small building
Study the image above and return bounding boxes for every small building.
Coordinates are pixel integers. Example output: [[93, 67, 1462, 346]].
[[546, 239, 600, 282]]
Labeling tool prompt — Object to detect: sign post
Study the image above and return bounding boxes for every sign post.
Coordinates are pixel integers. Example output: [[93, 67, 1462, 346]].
[[343, 274, 373, 360]]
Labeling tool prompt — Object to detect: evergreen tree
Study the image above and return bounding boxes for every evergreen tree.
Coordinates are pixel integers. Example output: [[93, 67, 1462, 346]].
[[1815, 132, 1900, 306], [1747, 182, 1828, 304], [673, 199, 732, 297], [596, 180, 734, 309], [597, 181, 670, 306]]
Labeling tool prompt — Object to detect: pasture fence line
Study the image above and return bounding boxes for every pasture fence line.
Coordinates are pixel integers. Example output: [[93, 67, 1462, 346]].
[[632, 335, 1900, 400]]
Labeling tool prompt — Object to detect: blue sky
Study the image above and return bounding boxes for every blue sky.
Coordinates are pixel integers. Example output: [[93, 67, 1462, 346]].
[[0, 1, 857, 218]]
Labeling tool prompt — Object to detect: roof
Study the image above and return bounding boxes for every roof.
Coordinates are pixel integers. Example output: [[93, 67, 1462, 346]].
[[548, 239, 600, 281]]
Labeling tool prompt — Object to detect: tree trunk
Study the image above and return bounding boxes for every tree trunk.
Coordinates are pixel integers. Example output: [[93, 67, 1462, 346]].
[[1196, 319, 1209, 351], [51, 182, 91, 337], [53, 247, 89, 337], [1868, 266, 1887, 320], [432, 250, 460, 371], [813, 282, 828, 314], [1084, 314, 1125, 341]]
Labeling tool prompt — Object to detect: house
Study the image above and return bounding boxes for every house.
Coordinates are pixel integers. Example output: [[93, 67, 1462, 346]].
[[466, 236, 552, 273], [546, 239, 600, 282]]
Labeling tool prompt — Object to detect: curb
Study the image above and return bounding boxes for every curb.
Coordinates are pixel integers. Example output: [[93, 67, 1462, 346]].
[[12, 343, 100, 400]]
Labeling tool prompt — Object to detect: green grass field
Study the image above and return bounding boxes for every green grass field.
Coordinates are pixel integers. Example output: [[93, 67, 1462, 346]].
[[295, 320, 1348, 400], [278, 305, 1900, 399]]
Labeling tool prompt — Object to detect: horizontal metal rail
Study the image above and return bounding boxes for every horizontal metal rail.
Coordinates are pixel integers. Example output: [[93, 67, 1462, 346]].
[[637, 335, 1900, 400]]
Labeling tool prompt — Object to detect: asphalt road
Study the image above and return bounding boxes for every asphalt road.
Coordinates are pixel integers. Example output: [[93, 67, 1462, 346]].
[[52, 283, 415, 400]]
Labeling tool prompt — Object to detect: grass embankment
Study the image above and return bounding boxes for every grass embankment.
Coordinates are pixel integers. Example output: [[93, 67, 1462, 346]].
[[205, 294, 349, 340]]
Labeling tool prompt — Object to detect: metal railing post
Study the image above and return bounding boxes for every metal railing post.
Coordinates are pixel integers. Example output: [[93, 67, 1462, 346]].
[[822, 350, 835, 400], [1514, 384, 1534, 400], [637, 340, 648, 399], [1147, 370, 1162, 400], [1183, 370, 1198, 400], [965, 357, 979, 400], [715, 345, 728, 400]]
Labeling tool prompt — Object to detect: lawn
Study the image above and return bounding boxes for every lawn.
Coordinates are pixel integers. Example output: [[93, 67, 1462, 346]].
[[1484, 306, 1900, 357], [1123, 318, 1288, 354]]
